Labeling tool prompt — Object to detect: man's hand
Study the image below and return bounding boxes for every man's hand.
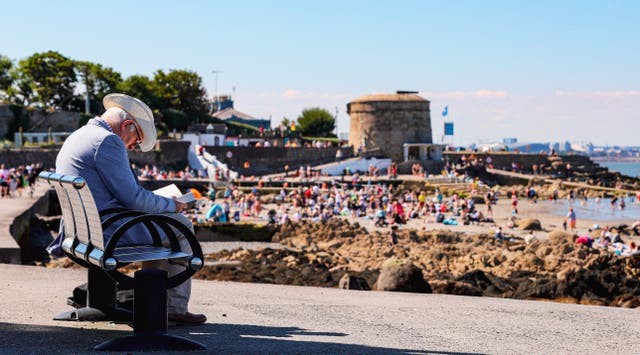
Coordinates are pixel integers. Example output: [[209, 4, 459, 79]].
[[173, 197, 187, 213]]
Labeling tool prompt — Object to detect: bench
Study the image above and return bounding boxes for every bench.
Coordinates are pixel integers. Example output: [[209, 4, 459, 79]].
[[39, 171, 206, 351]]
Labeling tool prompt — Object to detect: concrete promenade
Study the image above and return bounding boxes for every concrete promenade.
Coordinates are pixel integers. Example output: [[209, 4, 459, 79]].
[[1, 263, 638, 354], [0, 181, 51, 263]]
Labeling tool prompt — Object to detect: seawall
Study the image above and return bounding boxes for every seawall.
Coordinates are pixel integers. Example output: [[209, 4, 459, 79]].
[[0, 184, 51, 264], [203, 146, 354, 176], [0, 140, 190, 169]]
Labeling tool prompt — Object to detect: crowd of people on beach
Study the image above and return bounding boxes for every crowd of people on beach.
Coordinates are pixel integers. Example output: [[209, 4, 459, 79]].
[[197, 179, 498, 232], [189, 170, 640, 256], [133, 164, 209, 181], [574, 223, 640, 256]]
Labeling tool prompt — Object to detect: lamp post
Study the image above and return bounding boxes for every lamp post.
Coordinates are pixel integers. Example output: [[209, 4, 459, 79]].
[[211, 70, 223, 112]]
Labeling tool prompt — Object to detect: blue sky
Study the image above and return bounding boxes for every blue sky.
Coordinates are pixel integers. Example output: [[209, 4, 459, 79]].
[[2, 0, 639, 145]]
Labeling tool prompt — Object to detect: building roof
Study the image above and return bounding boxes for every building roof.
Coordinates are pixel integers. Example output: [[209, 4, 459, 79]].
[[188, 123, 227, 134], [212, 107, 263, 121], [349, 93, 428, 103]]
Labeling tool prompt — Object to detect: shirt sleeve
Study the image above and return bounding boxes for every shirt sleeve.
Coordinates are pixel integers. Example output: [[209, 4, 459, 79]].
[[94, 135, 175, 213]]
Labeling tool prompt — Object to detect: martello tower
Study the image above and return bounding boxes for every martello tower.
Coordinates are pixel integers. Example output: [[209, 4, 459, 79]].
[[347, 92, 432, 161]]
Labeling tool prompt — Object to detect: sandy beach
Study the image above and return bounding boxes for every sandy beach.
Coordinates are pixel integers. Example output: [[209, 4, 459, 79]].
[[200, 178, 639, 243], [352, 196, 640, 241]]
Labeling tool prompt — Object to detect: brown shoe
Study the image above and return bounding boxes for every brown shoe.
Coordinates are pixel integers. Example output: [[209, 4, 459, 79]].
[[168, 312, 207, 325]]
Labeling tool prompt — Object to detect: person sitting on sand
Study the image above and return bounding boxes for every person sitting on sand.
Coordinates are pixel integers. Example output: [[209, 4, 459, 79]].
[[524, 231, 536, 244], [374, 208, 387, 227], [495, 226, 503, 241], [466, 210, 481, 225], [575, 235, 594, 248], [205, 204, 227, 222], [610, 230, 623, 244]]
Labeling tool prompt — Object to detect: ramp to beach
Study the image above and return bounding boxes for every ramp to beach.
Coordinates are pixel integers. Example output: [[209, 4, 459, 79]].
[[1, 263, 638, 354]]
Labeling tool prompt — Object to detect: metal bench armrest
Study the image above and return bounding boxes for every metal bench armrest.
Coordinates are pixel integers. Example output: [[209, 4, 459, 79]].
[[104, 214, 203, 289], [100, 209, 163, 246]]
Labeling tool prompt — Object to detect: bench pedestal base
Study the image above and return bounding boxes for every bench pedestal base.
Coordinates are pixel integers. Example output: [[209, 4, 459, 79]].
[[95, 269, 206, 351], [54, 306, 131, 322], [94, 334, 206, 351], [54, 268, 133, 322]]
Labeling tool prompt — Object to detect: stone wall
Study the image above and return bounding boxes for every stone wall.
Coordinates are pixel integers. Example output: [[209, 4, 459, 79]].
[[0, 140, 190, 169], [0, 148, 59, 169], [0, 140, 354, 177], [128, 140, 191, 167], [203, 146, 353, 176], [27, 110, 83, 132], [397, 160, 446, 175], [443, 152, 597, 172], [0, 105, 13, 139], [0, 105, 84, 139]]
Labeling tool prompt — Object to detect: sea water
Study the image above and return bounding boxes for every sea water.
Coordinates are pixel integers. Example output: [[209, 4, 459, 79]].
[[598, 161, 640, 178], [546, 197, 640, 223]]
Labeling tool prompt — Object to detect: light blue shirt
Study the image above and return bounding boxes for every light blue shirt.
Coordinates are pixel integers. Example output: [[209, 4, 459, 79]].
[[56, 118, 175, 245]]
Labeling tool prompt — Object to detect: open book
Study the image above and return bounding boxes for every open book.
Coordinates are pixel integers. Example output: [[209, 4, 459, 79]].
[[153, 184, 197, 208]]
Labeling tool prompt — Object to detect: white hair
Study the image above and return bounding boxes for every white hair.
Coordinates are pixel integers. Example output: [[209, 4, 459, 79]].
[[103, 107, 130, 123], [102, 107, 137, 134]]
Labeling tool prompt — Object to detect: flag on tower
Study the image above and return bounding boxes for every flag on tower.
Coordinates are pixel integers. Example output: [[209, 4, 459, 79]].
[[442, 106, 448, 117]]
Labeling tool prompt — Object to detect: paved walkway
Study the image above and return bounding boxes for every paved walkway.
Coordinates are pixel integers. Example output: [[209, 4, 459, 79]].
[[1, 263, 638, 354], [0, 181, 51, 263]]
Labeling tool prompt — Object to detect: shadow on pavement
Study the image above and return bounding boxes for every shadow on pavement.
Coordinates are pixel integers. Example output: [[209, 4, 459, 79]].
[[174, 323, 484, 354], [0, 322, 484, 354]]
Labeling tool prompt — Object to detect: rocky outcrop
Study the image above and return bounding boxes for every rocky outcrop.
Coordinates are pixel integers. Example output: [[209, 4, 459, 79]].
[[375, 259, 431, 293], [45, 218, 640, 308], [191, 219, 640, 308], [518, 218, 542, 231], [338, 273, 371, 290]]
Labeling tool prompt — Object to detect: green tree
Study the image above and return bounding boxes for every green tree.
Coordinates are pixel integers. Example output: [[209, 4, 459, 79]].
[[117, 74, 160, 109], [160, 108, 189, 132], [153, 69, 208, 117], [75, 61, 122, 113], [281, 117, 293, 129], [17, 51, 76, 108], [0, 55, 13, 99], [6, 68, 34, 106], [6, 104, 30, 140], [297, 107, 336, 137]]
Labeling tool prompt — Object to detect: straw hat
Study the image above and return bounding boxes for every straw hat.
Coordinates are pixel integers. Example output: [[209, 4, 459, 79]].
[[103, 93, 157, 152]]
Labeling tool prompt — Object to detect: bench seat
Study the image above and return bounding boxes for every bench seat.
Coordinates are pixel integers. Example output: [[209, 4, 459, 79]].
[[113, 246, 191, 264]]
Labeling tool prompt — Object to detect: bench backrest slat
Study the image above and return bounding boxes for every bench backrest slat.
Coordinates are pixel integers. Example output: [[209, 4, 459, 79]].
[[52, 182, 77, 243], [62, 183, 91, 246], [77, 186, 105, 251]]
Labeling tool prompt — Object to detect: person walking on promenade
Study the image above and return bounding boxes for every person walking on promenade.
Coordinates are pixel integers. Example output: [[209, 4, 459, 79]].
[[54, 93, 206, 325]]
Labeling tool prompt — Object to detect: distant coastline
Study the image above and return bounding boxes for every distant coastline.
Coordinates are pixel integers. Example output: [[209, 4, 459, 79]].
[[591, 156, 640, 163]]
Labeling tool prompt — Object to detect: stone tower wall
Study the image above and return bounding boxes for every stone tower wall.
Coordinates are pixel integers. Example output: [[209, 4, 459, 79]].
[[348, 99, 431, 161]]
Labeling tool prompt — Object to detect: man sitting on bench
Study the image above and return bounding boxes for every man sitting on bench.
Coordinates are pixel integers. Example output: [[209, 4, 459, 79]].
[[55, 93, 206, 325]]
